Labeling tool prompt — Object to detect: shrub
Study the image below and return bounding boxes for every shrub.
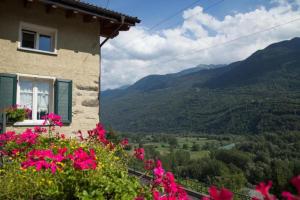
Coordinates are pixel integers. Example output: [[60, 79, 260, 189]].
[[0, 113, 187, 200]]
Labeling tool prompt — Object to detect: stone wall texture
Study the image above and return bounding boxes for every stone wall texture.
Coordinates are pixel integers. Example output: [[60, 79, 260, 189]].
[[0, 0, 101, 134]]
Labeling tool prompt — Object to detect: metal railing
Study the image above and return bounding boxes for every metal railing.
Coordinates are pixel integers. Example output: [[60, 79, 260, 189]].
[[129, 164, 252, 200]]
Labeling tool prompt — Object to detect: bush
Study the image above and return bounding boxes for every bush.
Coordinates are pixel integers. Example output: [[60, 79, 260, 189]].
[[0, 115, 147, 200], [0, 113, 188, 200]]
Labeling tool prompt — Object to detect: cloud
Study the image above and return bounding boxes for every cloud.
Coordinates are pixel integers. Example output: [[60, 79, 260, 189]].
[[101, 0, 300, 90]]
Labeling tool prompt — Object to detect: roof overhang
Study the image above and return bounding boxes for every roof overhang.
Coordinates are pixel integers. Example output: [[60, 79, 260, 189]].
[[22, 0, 140, 38]]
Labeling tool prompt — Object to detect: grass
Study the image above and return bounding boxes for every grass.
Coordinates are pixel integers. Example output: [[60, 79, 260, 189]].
[[129, 136, 218, 160]]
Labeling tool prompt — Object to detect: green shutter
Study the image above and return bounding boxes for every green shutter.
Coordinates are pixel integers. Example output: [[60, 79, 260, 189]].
[[54, 79, 72, 124], [0, 73, 17, 122]]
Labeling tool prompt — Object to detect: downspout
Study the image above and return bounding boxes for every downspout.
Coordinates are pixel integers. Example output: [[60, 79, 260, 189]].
[[100, 15, 126, 47], [98, 16, 126, 122]]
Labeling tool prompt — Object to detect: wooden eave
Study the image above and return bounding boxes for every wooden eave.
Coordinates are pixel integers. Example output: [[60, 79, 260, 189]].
[[21, 0, 140, 38]]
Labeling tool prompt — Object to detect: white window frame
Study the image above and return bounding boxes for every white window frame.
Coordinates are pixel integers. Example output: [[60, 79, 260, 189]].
[[14, 74, 56, 126], [18, 22, 58, 55]]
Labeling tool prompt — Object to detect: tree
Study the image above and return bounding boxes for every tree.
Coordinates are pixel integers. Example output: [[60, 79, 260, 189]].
[[191, 143, 200, 151], [182, 144, 189, 149]]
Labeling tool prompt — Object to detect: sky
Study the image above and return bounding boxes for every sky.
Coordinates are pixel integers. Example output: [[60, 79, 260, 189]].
[[84, 0, 300, 90]]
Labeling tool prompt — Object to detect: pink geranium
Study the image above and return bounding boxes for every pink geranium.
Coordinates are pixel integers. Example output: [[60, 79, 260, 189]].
[[134, 148, 145, 160], [144, 159, 155, 171], [87, 123, 109, 145], [21, 148, 68, 174], [120, 138, 129, 147], [202, 186, 233, 200], [282, 175, 300, 200], [0, 131, 16, 146], [34, 126, 47, 134], [69, 148, 97, 170], [253, 181, 277, 200], [15, 129, 39, 145], [42, 112, 63, 127]]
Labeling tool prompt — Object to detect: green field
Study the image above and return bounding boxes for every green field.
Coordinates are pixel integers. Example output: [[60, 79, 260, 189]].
[[128, 135, 221, 160]]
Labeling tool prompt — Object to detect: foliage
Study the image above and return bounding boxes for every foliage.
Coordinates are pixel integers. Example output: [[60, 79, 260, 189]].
[[0, 113, 190, 200], [101, 38, 300, 134], [5, 105, 31, 123]]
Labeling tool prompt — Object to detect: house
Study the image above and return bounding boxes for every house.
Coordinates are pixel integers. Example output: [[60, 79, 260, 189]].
[[0, 0, 140, 133]]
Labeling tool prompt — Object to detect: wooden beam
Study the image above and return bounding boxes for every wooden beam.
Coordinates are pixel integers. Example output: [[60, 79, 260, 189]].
[[46, 4, 57, 13], [65, 10, 78, 18], [23, 0, 33, 8], [83, 15, 97, 23]]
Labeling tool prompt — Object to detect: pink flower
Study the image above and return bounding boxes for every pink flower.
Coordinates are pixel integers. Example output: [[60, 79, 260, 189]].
[[69, 148, 97, 170], [16, 129, 39, 145], [21, 148, 68, 174], [144, 159, 155, 171], [253, 181, 277, 200], [120, 138, 129, 147], [77, 130, 84, 141], [162, 172, 178, 194], [134, 148, 145, 160], [42, 113, 63, 127], [291, 176, 300, 195], [282, 175, 300, 200], [34, 126, 47, 134], [202, 186, 233, 200], [153, 160, 165, 185], [87, 123, 109, 145], [0, 131, 16, 146]]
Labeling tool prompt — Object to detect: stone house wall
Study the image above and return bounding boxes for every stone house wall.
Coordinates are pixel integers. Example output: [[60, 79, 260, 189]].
[[0, 0, 101, 134]]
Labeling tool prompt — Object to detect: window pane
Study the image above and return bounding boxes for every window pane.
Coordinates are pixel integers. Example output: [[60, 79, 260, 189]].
[[20, 80, 33, 120], [21, 30, 35, 49], [39, 35, 52, 52], [37, 82, 50, 120]]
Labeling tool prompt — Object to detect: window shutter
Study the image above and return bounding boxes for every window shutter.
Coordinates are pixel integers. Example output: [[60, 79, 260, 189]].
[[54, 79, 72, 124], [0, 73, 17, 122]]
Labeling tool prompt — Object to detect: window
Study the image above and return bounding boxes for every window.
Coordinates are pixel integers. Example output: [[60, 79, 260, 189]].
[[17, 76, 54, 124], [0, 73, 73, 126], [19, 22, 57, 54]]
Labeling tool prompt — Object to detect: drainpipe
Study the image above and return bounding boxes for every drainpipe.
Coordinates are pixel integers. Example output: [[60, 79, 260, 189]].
[[98, 16, 126, 122], [100, 15, 125, 47]]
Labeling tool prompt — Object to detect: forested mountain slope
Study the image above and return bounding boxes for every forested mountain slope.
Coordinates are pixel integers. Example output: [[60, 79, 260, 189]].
[[101, 38, 300, 134]]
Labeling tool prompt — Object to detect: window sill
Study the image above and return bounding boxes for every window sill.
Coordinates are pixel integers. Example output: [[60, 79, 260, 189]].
[[14, 120, 47, 127], [17, 47, 57, 56]]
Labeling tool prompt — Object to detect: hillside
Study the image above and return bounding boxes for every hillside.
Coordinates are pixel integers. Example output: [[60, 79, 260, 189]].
[[101, 38, 300, 134]]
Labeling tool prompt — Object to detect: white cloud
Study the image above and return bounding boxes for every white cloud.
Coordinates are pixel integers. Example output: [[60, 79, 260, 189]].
[[101, 0, 300, 90]]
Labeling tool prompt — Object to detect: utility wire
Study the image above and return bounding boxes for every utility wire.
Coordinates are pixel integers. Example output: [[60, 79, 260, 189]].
[[147, 0, 203, 32], [105, 0, 110, 9], [151, 17, 300, 68], [116, 0, 224, 50]]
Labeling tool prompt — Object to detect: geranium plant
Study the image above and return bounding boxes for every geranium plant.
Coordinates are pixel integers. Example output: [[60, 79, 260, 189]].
[[5, 105, 31, 123], [0, 113, 187, 200]]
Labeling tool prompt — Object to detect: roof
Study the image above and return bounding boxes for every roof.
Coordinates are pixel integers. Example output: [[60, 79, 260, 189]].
[[44, 0, 140, 24]]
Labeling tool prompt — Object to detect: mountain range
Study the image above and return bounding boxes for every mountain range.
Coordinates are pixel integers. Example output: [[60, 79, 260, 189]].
[[101, 38, 300, 134]]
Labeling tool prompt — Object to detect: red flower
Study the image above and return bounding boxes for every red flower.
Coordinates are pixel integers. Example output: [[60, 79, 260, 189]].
[[282, 175, 300, 200], [69, 148, 97, 170], [42, 113, 63, 127], [253, 181, 277, 200], [120, 138, 129, 147], [87, 123, 109, 145], [134, 148, 145, 160], [21, 148, 68, 174], [291, 176, 300, 195], [34, 126, 47, 134], [202, 186, 233, 200], [16, 129, 39, 145], [144, 159, 155, 171]]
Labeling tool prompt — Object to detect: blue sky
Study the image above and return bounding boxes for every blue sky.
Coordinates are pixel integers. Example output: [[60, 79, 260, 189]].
[[86, 0, 273, 29], [81, 0, 300, 90]]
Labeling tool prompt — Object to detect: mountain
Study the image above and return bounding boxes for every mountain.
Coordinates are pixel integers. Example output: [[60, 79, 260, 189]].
[[100, 38, 300, 134]]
